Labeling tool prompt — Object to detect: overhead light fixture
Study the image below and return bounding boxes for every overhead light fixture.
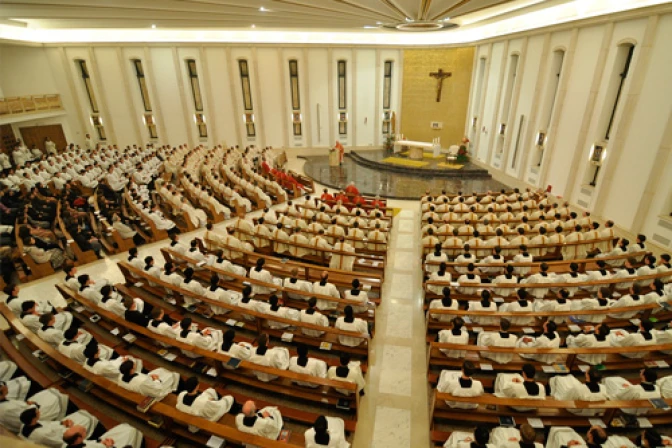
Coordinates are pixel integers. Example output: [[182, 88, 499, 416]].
[[251, 24, 256, 28], [151, 24, 156, 29], [376, 21, 382, 25], [363, 26, 378, 29], [259, 7, 268, 12], [444, 17, 451, 21], [405, 17, 412, 22]]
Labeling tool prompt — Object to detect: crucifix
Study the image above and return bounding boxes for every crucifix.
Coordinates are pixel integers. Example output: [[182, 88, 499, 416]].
[[429, 68, 452, 102]]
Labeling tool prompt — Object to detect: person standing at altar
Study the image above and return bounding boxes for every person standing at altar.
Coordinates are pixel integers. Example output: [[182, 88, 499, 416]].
[[335, 141, 345, 165]]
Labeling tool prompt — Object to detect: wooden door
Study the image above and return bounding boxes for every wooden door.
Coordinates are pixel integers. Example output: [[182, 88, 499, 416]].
[[0, 124, 16, 155], [19, 124, 67, 155]]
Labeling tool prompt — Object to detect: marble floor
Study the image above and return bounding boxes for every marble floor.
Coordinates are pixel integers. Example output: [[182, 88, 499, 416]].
[[302, 153, 508, 199], [1, 156, 435, 448]]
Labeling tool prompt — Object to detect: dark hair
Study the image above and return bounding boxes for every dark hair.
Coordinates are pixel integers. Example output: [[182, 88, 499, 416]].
[[462, 360, 477, 377], [185, 376, 199, 392], [500, 318, 511, 331], [474, 426, 490, 444], [522, 363, 536, 379]]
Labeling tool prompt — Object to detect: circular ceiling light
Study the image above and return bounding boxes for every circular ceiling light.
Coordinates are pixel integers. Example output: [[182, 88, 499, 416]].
[[381, 20, 457, 32]]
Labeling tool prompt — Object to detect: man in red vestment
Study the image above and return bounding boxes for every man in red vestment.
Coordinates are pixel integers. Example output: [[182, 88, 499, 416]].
[[321, 189, 334, 202], [335, 141, 345, 165], [344, 181, 360, 196]]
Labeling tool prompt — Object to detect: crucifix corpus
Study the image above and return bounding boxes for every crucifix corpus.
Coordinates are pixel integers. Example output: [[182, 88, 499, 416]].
[[429, 68, 452, 102]]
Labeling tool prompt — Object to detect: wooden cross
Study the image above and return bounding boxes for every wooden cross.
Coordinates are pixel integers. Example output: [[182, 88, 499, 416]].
[[429, 68, 452, 102]]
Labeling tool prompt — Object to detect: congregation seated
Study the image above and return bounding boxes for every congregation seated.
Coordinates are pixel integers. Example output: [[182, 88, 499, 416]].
[[176, 376, 236, 423], [494, 363, 546, 411], [62, 422, 143, 448], [304, 415, 351, 448], [18, 404, 99, 448]]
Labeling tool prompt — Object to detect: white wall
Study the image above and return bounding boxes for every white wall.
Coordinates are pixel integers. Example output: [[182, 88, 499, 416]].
[[467, 11, 672, 251], [0, 43, 402, 150]]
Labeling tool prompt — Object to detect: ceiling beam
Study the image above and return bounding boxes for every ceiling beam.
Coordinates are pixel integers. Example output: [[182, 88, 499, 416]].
[[429, 0, 514, 21]]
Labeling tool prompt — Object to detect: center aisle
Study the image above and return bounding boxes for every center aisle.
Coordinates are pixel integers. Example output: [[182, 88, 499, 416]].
[[351, 199, 431, 448]]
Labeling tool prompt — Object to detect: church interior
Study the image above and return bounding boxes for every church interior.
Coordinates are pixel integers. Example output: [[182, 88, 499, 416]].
[[1, 0, 672, 447]]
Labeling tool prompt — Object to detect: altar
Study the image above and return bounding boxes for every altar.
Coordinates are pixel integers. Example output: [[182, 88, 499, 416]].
[[393, 139, 442, 159]]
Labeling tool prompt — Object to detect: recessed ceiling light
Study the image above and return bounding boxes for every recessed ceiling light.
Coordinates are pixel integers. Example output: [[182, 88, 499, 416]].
[[259, 7, 268, 12], [444, 17, 451, 21], [376, 21, 382, 25], [363, 26, 378, 29], [405, 17, 412, 22], [151, 24, 156, 29], [251, 24, 256, 28]]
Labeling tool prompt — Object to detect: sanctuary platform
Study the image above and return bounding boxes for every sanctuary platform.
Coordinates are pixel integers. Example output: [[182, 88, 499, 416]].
[[301, 149, 507, 200], [350, 149, 491, 179]]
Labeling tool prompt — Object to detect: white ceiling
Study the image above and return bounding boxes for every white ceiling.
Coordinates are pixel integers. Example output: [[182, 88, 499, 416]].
[[0, 0, 556, 30]]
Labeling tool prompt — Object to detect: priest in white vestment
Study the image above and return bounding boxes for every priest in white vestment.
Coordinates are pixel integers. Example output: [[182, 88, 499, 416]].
[[235, 400, 284, 440], [330, 237, 356, 271], [289, 345, 328, 388], [248, 334, 290, 382], [19, 406, 98, 448], [549, 367, 608, 416], [176, 376, 234, 423], [494, 363, 546, 411], [304, 415, 351, 448], [476, 318, 518, 364], [335, 306, 368, 347], [117, 360, 180, 399], [604, 368, 661, 415], [437, 317, 469, 358], [63, 423, 144, 448], [436, 361, 484, 409], [0, 385, 69, 432], [327, 355, 365, 396]]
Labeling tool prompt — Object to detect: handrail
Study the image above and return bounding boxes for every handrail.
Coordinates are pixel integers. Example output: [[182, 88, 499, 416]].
[[0, 94, 63, 116]]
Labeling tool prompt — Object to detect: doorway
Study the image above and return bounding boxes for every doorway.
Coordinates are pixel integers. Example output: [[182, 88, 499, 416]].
[[19, 124, 67, 155]]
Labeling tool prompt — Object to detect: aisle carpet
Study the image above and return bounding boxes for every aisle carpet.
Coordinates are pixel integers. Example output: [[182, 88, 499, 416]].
[[381, 157, 429, 168]]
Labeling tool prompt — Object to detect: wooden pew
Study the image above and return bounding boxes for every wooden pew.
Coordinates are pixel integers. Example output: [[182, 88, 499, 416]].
[[160, 248, 379, 314], [56, 202, 98, 266], [430, 391, 672, 428], [200, 238, 383, 297], [426, 301, 668, 334], [123, 189, 169, 242], [423, 251, 650, 277], [0, 304, 306, 447], [427, 340, 672, 372], [423, 270, 671, 303], [15, 222, 55, 281], [227, 227, 386, 277], [116, 262, 372, 358], [91, 193, 136, 254], [56, 284, 361, 416]]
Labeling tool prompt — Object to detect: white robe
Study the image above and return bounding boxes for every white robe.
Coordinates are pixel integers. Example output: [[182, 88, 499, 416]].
[[304, 416, 350, 448], [205, 287, 240, 315], [476, 331, 518, 364], [494, 373, 546, 411], [436, 370, 484, 409], [118, 368, 180, 398], [20, 410, 97, 448], [313, 281, 341, 311], [498, 300, 534, 325], [176, 388, 234, 422], [235, 406, 284, 440], [603, 377, 660, 415], [283, 277, 313, 301], [335, 317, 367, 347], [549, 375, 608, 416], [427, 272, 452, 295], [288, 357, 328, 388], [343, 290, 368, 314], [570, 298, 612, 323], [468, 300, 498, 325], [438, 329, 469, 358], [177, 328, 223, 358], [300, 309, 329, 337], [249, 268, 281, 295], [490, 427, 543, 448], [5, 376, 31, 401], [657, 375, 672, 398], [330, 242, 355, 271], [248, 346, 290, 382], [428, 299, 458, 323], [565, 333, 611, 365], [219, 341, 253, 363], [82, 423, 144, 448], [0, 388, 68, 432], [544, 427, 586, 448], [608, 331, 656, 358], [517, 332, 561, 364], [327, 361, 365, 395], [442, 431, 495, 448]]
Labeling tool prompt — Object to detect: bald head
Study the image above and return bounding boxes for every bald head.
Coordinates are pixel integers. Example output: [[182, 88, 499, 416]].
[[242, 400, 256, 416]]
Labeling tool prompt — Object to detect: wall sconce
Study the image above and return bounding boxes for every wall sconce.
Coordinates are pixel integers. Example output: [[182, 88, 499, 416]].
[[498, 123, 506, 135], [535, 131, 547, 147]]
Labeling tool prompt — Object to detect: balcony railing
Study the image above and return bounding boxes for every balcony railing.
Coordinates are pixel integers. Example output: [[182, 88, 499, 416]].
[[0, 94, 63, 116]]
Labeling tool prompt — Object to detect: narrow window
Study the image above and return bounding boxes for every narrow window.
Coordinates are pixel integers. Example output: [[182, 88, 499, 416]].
[[75, 60, 99, 113], [338, 60, 347, 135], [471, 58, 487, 129], [132, 59, 152, 112], [382, 61, 393, 134], [239, 60, 254, 111], [605, 45, 635, 140], [536, 50, 564, 166], [288, 60, 301, 136], [186, 59, 203, 112]]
